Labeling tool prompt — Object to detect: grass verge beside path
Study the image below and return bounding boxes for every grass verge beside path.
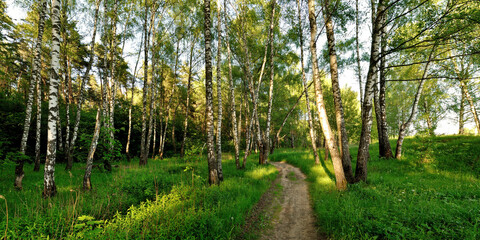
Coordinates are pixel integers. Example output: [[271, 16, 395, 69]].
[[0, 153, 277, 239], [269, 135, 480, 239]]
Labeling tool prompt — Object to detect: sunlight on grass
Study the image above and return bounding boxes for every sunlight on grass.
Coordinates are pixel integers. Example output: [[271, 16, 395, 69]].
[[246, 166, 277, 180], [311, 165, 335, 188]]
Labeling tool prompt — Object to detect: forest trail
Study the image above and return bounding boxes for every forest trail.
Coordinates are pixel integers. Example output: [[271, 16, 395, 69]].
[[260, 161, 326, 240]]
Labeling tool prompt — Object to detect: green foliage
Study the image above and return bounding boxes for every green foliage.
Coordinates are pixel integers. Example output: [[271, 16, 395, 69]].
[[0, 153, 277, 239], [270, 135, 480, 239]]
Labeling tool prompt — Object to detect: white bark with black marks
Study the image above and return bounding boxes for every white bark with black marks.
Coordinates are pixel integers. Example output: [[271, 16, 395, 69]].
[[43, 0, 62, 198]]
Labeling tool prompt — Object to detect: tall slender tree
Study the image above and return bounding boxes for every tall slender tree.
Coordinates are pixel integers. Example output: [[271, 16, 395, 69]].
[[322, 0, 354, 183], [308, 0, 347, 190], [205, 0, 220, 185], [43, 0, 62, 198], [15, 0, 48, 188], [296, 0, 320, 165], [216, 0, 223, 181], [264, 0, 276, 163]]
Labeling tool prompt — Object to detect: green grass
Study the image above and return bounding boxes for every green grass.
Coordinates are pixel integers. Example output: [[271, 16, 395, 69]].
[[0, 153, 277, 239], [269, 135, 480, 239]]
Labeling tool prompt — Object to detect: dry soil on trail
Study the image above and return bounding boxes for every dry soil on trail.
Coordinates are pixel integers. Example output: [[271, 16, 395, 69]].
[[260, 161, 326, 240]]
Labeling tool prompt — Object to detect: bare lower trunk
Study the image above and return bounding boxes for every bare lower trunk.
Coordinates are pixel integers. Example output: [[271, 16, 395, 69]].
[[459, 90, 465, 134], [216, 1, 223, 181], [56, 107, 63, 152], [43, 0, 62, 198], [205, 0, 219, 185], [309, 0, 346, 190], [377, 13, 393, 158], [355, 0, 385, 183], [296, 0, 319, 165], [181, 38, 195, 158], [264, 0, 277, 163], [34, 73, 42, 172], [140, 0, 149, 166], [146, 26, 157, 161], [126, 32, 143, 161], [355, 0, 363, 108], [322, 0, 354, 183], [223, 0, 239, 168], [108, 0, 118, 155], [83, 107, 101, 190]]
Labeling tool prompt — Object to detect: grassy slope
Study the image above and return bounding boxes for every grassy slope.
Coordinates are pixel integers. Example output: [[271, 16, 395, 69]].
[[0, 153, 277, 239], [270, 135, 480, 240]]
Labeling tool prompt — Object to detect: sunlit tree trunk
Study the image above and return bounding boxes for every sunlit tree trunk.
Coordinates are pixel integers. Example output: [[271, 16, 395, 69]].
[[43, 0, 62, 198], [216, 1, 224, 180], [181, 38, 196, 158], [459, 90, 465, 134], [126, 32, 143, 161], [322, 0, 354, 183], [355, 0, 363, 108], [101, 0, 112, 172], [146, 24, 157, 162], [34, 68, 43, 172], [224, 0, 239, 168], [308, 0, 347, 190], [205, 0, 219, 185], [264, 0, 277, 163], [296, 0, 319, 165], [83, 106, 101, 190], [355, 0, 385, 182], [108, 0, 118, 155], [66, 0, 101, 170], [140, 0, 149, 166]]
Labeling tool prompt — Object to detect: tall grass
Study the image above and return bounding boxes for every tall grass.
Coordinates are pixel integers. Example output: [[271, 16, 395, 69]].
[[0, 153, 277, 239], [270, 135, 480, 239]]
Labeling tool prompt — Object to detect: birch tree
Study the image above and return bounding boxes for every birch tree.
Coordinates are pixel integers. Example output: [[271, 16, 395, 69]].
[[216, 0, 223, 181], [43, 0, 62, 198], [308, 0, 347, 190], [15, 0, 48, 189]]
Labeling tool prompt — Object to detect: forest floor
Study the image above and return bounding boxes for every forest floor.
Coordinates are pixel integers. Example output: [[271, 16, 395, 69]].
[[256, 161, 326, 240]]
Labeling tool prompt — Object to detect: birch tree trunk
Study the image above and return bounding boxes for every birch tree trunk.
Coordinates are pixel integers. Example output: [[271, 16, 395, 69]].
[[180, 38, 196, 158], [459, 90, 465, 134], [264, 0, 276, 163], [66, 0, 101, 171], [140, 0, 149, 166], [101, 0, 112, 172], [108, 0, 118, 155], [355, 0, 385, 182], [395, 45, 435, 159], [322, 0, 354, 183], [216, 1, 223, 181], [43, 0, 62, 198], [34, 70, 43, 172], [308, 0, 347, 190], [205, 0, 219, 185], [126, 32, 143, 161], [146, 24, 157, 161], [83, 106, 101, 190], [224, 0, 240, 168], [296, 0, 320, 165], [377, 10, 393, 159], [355, 0, 363, 108], [17, 0, 47, 181]]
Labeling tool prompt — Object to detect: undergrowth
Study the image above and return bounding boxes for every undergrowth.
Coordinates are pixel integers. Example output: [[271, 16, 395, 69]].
[[0, 153, 277, 239], [270, 135, 480, 239]]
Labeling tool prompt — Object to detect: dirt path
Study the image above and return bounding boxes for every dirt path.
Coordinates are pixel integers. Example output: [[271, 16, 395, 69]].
[[260, 161, 326, 240]]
